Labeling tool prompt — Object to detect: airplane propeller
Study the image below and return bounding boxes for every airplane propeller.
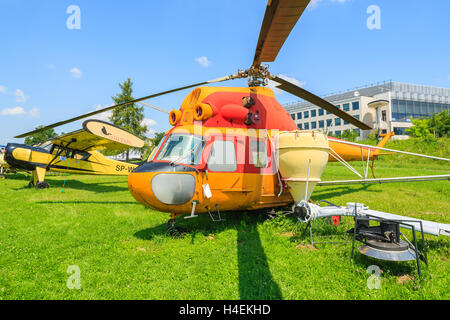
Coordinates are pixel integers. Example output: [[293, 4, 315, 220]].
[[16, 0, 372, 139]]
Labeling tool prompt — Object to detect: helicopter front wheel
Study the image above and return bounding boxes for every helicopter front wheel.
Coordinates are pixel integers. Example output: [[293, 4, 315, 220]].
[[167, 215, 187, 237]]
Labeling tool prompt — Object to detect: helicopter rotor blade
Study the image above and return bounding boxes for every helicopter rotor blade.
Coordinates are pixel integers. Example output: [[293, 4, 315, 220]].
[[15, 73, 240, 138], [138, 101, 170, 114], [271, 75, 373, 130], [253, 0, 311, 67]]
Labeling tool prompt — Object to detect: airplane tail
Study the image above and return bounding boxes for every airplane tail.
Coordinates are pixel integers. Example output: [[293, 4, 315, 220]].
[[328, 132, 395, 162]]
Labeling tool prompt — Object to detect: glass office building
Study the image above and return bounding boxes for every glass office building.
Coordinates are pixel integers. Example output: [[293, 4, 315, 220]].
[[283, 81, 450, 139]]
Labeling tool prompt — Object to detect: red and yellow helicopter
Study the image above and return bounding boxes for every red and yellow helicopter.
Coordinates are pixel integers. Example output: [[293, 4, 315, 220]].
[[15, 0, 449, 234]]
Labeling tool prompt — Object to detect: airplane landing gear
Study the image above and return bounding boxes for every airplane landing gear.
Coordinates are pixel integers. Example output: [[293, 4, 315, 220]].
[[36, 181, 49, 189]]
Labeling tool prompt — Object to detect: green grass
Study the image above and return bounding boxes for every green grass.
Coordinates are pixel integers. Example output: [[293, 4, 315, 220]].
[[0, 143, 449, 300]]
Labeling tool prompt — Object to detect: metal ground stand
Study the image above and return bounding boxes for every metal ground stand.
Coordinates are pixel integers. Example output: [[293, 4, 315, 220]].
[[350, 214, 428, 277]]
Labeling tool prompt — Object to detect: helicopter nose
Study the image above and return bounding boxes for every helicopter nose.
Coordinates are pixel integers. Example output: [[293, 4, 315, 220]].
[[128, 162, 197, 210]]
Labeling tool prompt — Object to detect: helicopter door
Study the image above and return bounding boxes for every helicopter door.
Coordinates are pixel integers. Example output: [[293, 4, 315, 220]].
[[202, 136, 251, 211]]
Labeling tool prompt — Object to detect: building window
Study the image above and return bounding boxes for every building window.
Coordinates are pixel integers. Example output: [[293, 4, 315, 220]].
[[318, 109, 324, 116], [381, 110, 387, 122], [297, 123, 302, 129], [304, 111, 309, 118], [354, 115, 360, 120], [394, 127, 409, 135], [352, 101, 360, 110], [343, 103, 350, 111], [291, 114, 296, 120], [326, 119, 332, 127], [297, 112, 302, 120], [311, 110, 317, 117], [335, 130, 341, 136], [311, 121, 317, 129], [318, 120, 324, 128], [304, 123, 309, 130], [344, 120, 349, 125], [335, 118, 341, 126]]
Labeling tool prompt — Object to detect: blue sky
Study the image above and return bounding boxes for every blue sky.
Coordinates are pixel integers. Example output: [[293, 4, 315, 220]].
[[1, 0, 449, 145]]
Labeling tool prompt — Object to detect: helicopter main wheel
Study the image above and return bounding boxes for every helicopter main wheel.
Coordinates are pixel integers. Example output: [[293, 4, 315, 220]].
[[167, 218, 186, 237], [28, 181, 35, 188], [35, 181, 49, 189], [0, 174, 6, 179]]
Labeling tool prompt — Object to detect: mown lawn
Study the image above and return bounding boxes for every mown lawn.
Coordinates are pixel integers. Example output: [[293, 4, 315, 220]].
[[0, 148, 449, 300]]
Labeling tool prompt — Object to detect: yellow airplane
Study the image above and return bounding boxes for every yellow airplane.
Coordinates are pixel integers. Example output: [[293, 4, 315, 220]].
[[4, 120, 144, 188], [0, 145, 12, 179]]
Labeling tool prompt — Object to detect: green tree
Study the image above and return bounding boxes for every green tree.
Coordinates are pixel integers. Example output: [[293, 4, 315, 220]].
[[429, 110, 450, 138], [151, 132, 165, 150], [110, 78, 147, 161], [24, 126, 58, 146], [406, 117, 434, 140], [338, 129, 359, 142]]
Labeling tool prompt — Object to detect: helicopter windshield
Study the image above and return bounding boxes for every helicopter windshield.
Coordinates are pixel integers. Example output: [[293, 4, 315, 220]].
[[156, 133, 205, 166]]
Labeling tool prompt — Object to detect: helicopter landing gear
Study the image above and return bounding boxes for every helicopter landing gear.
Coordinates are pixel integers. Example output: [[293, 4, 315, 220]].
[[28, 181, 35, 188], [167, 214, 186, 237], [0, 173, 6, 179]]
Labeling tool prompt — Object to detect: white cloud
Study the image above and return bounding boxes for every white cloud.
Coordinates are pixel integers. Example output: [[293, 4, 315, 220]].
[[0, 106, 39, 117], [268, 74, 306, 94], [142, 118, 157, 128], [15, 89, 28, 103], [70, 67, 82, 78], [308, 0, 353, 10], [308, 0, 323, 10], [142, 118, 158, 136], [195, 56, 211, 67], [0, 85, 6, 94], [1, 106, 26, 116], [29, 107, 39, 118]]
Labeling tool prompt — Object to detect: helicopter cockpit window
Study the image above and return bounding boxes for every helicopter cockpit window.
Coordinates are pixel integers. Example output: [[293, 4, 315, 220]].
[[156, 133, 205, 166], [207, 140, 237, 172], [250, 140, 268, 168], [148, 135, 166, 162]]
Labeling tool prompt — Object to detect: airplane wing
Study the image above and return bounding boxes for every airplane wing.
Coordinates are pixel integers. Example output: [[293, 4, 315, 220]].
[[51, 120, 145, 152]]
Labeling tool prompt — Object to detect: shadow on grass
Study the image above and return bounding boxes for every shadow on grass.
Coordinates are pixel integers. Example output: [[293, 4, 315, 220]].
[[288, 217, 423, 277], [134, 211, 282, 299], [36, 201, 138, 205], [311, 184, 380, 201], [11, 175, 128, 193], [351, 251, 417, 276]]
